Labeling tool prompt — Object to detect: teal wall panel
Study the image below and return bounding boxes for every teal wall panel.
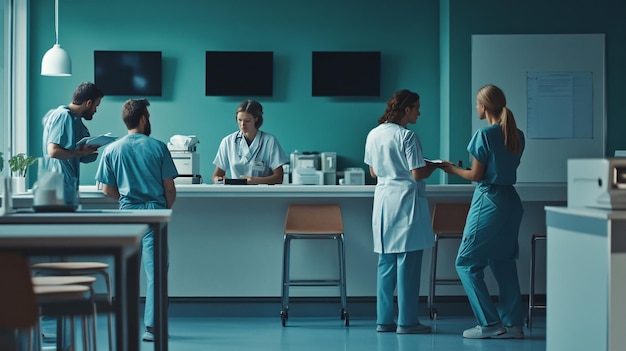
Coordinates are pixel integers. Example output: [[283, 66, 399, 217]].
[[28, 0, 441, 185], [447, 0, 626, 176], [24, 0, 626, 186]]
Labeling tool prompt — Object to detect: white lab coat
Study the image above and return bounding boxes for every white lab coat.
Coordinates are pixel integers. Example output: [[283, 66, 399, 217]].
[[364, 123, 434, 253], [213, 130, 288, 178]]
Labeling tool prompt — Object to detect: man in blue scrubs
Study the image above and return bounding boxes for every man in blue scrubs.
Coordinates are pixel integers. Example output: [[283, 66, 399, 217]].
[[95, 98, 178, 342], [39, 82, 104, 343], [42, 82, 103, 205]]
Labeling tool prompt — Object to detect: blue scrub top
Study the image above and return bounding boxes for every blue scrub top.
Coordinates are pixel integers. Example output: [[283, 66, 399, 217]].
[[42, 105, 96, 204], [95, 133, 178, 209], [460, 124, 525, 260], [468, 124, 525, 186]]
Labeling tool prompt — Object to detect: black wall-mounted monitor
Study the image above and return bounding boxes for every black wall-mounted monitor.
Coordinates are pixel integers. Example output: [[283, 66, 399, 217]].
[[312, 51, 381, 97], [94, 51, 162, 96], [205, 51, 274, 96]]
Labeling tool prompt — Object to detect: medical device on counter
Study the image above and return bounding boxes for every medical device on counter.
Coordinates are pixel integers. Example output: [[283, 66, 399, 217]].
[[292, 167, 324, 185], [343, 167, 365, 185], [321, 152, 337, 185], [568, 158, 626, 209], [168, 135, 202, 184], [290, 151, 337, 185]]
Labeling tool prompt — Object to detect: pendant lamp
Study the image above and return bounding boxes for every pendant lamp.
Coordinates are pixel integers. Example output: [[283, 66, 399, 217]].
[[41, 0, 71, 76]]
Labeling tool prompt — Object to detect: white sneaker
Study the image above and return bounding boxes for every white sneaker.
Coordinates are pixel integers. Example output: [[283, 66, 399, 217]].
[[492, 325, 524, 339], [462, 324, 506, 339], [142, 329, 154, 342]]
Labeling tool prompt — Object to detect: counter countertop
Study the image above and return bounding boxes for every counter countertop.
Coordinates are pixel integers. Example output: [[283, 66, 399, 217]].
[[545, 205, 626, 220], [10, 182, 566, 202]]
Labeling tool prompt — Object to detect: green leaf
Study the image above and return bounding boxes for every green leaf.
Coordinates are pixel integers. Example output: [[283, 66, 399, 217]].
[[8, 153, 38, 177]]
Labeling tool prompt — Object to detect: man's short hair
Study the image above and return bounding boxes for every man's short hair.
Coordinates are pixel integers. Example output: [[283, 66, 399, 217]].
[[72, 82, 104, 105]]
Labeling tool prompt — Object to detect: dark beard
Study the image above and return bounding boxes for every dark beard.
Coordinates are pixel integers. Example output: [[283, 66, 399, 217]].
[[143, 121, 151, 136]]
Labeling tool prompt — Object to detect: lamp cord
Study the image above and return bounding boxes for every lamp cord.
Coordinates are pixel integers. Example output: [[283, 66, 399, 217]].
[[54, 0, 59, 45]]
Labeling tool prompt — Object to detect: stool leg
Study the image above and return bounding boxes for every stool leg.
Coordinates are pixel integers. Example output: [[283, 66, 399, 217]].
[[528, 235, 537, 329], [281, 235, 291, 326], [90, 287, 98, 351], [81, 315, 89, 351], [338, 234, 348, 325], [100, 271, 113, 351], [428, 235, 440, 319]]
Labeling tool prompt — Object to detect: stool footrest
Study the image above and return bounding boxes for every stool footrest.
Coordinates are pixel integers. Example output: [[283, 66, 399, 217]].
[[433, 279, 462, 285], [288, 279, 342, 286]]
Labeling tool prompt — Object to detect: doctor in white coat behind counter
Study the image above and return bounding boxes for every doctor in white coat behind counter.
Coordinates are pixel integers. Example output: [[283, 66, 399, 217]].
[[212, 99, 288, 185]]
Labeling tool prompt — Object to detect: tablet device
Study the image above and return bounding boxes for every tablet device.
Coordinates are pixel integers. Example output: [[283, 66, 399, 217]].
[[224, 178, 248, 185]]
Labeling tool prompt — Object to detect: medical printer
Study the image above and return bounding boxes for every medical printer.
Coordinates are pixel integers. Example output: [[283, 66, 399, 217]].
[[290, 151, 323, 185], [168, 135, 202, 184], [567, 158, 626, 209]]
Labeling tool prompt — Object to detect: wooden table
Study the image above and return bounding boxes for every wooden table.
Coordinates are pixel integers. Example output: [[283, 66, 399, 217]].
[[0, 224, 148, 351], [0, 209, 172, 351]]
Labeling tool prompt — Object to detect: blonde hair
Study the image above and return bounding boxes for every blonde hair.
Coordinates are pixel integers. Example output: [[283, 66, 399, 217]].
[[476, 85, 521, 154]]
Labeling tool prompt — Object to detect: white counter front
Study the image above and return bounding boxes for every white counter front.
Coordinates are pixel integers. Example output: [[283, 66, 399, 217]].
[[9, 183, 566, 298]]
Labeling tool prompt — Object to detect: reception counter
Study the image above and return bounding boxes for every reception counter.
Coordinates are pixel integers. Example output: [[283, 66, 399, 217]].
[[11, 183, 566, 298]]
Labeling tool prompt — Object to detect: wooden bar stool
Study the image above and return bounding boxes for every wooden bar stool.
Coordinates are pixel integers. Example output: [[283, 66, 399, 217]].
[[32, 261, 113, 351], [32, 276, 98, 350], [35, 284, 93, 351], [280, 203, 348, 326], [527, 233, 547, 329], [0, 253, 94, 351], [428, 202, 470, 319]]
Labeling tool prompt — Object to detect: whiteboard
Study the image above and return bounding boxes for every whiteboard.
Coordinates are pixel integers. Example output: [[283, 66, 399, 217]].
[[471, 34, 605, 183]]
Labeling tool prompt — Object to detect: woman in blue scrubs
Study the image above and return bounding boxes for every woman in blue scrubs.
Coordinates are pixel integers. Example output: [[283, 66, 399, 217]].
[[212, 100, 288, 184], [443, 85, 525, 339], [364, 89, 441, 334]]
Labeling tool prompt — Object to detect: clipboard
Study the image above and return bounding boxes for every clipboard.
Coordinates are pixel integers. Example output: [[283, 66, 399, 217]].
[[77, 133, 118, 147]]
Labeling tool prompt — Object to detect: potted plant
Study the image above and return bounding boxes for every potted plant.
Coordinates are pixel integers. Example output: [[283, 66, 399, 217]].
[[8, 153, 37, 193]]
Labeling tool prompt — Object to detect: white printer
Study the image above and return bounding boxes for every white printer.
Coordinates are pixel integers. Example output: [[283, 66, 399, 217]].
[[567, 158, 626, 209], [292, 168, 324, 185], [168, 135, 202, 184]]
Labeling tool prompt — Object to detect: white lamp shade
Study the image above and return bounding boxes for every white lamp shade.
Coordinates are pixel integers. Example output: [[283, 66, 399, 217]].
[[41, 44, 72, 76]]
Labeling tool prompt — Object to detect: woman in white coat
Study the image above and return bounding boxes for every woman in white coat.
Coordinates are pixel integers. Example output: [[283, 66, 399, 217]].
[[364, 89, 443, 334], [212, 100, 288, 185]]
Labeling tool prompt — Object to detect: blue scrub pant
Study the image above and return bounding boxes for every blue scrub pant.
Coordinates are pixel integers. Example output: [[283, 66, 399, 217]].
[[376, 250, 423, 327], [142, 229, 168, 329], [142, 230, 155, 328], [455, 255, 525, 327]]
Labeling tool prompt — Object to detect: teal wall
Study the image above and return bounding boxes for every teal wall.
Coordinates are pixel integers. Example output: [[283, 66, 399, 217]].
[[445, 0, 626, 170], [25, 0, 626, 186], [27, 0, 440, 186]]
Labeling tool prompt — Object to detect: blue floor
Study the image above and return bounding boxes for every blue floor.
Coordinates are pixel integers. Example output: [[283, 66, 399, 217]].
[[45, 314, 547, 351]]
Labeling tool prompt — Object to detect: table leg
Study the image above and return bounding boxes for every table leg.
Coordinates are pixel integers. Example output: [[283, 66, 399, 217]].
[[126, 250, 141, 351], [153, 223, 169, 351]]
